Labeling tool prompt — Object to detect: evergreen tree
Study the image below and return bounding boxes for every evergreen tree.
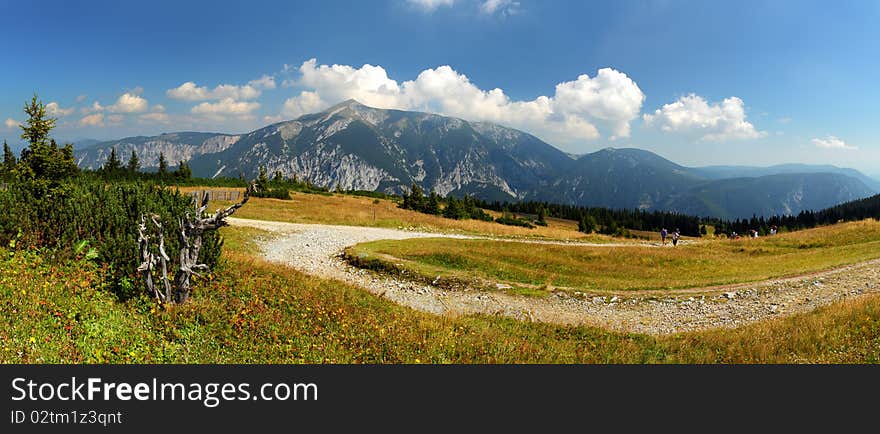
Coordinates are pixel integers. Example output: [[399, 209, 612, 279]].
[[174, 160, 192, 179], [102, 147, 122, 176], [126, 150, 140, 174], [257, 165, 269, 188], [19, 95, 55, 148], [442, 196, 465, 219], [536, 206, 548, 226], [273, 170, 284, 183], [578, 214, 597, 234], [425, 191, 441, 215], [2, 141, 16, 178], [408, 183, 425, 211], [157, 152, 168, 179], [16, 95, 78, 183]]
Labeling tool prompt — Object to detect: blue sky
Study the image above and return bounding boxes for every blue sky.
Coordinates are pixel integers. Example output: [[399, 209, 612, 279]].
[[1, 0, 878, 173]]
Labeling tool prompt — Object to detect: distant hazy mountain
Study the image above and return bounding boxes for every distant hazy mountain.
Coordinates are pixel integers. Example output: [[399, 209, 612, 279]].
[[73, 100, 877, 219], [665, 173, 875, 219], [693, 164, 880, 193]]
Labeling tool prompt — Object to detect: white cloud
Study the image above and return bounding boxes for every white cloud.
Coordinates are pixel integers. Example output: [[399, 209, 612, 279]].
[[279, 58, 644, 146], [79, 113, 104, 127], [75, 94, 87, 103], [81, 101, 104, 114], [282, 91, 326, 118], [812, 135, 857, 150], [407, 0, 455, 12], [248, 74, 276, 90], [191, 98, 260, 118], [46, 102, 75, 117], [4, 118, 17, 130], [167, 81, 262, 101], [643, 94, 766, 141], [139, 112, 170, 123], [108, 92, 149, 113], [480, 0, 519, 15], [263, 114, 284, 124]]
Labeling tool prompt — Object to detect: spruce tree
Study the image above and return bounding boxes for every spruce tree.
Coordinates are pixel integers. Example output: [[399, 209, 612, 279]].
[[408, 183, 425, 211], [426, 191, 441, 215], [16, 96, 78, 183], [2, 141, 16, 178], [126, 150, 140, 174], [257, 165, 269, 188], [174, 160, 192, 179], [157, 152, 168, 179], [536, 206, 548, 226], [103, 147, 122, 176], [20, 95, 55, 148]]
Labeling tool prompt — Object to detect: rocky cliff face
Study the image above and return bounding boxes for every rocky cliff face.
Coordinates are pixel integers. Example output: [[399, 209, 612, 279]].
[[75, 132, 240, 170]]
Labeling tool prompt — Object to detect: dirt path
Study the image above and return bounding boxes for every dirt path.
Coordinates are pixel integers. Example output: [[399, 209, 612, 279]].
[[227, 217, 880, 335]]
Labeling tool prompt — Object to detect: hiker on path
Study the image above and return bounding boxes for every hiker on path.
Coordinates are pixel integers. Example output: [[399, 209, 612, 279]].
[[672, 228, 680, 246], [661, 228, 668, 245]]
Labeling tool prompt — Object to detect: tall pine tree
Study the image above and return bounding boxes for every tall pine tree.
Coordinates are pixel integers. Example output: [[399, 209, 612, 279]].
[[102, 147, 122, 177], [126, 150, 140, 174], [157, 152, 168, 179], [2, 141, 16, 179]]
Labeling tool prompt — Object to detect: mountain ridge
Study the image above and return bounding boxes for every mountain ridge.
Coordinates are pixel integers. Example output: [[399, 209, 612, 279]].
[[73, 100, 878, 219]]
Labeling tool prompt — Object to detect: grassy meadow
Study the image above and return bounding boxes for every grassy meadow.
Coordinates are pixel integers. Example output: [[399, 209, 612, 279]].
[[178, 186, 613, 241], [2, 225, 879, 363], [4, 186, 880, 363], [347, 220, 880, 294]]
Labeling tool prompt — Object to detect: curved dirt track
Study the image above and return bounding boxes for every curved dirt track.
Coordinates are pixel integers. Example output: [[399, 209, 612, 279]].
[[227, 217, 880, 335]]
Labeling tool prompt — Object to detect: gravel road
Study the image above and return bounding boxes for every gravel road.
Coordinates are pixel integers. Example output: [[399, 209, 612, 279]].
[[227, 217, 880, 335]]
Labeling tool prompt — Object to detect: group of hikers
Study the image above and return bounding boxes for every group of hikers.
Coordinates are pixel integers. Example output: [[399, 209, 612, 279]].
[[659, 228, 680, 246], [660, 224, 779, 245]]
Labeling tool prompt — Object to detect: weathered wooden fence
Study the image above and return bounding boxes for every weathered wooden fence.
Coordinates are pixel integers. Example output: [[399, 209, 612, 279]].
[[186, 190, 241, 202]]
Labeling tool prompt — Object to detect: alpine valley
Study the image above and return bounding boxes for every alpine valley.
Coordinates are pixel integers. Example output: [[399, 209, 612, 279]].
[[74, 100, 878, 219]]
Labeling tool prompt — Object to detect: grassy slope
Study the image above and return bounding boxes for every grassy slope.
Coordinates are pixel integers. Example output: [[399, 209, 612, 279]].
[[179, 186, 616, 241], [347, 220, 880, 293], [3, 226, 879, 363]]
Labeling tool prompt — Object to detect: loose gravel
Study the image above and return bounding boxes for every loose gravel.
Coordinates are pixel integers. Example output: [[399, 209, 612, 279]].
[[227, 217, 880, 335]]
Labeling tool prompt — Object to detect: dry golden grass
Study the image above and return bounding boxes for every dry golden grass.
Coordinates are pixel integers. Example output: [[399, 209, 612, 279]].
[[192, 187, 616, 241]]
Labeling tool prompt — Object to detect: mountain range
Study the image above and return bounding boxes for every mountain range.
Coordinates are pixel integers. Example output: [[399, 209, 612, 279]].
[[74, 100, 878, 220]]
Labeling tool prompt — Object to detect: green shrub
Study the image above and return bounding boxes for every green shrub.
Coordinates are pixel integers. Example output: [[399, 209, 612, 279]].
[[0, 178, 222, 298]]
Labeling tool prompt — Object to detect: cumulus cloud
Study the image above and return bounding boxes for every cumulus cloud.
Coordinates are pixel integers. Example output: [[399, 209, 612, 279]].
[[46, 102, 75, 117], [812, 135, 857, 150], [281, 91, 326, 118], [191, 98, 260, 119], [248, 75, 276, 90], [108, 92, 149, 113], [279, 59, 644, 145], [81, 101, 104, 115], [407, 0, 455, 12], [139, 112, 170, 123], [4, 118, 17, 130], [642, 94, 766, 141], [79, 113, 104, 127], [167, 81, 263, 101], [75, 95, 88, 103]]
